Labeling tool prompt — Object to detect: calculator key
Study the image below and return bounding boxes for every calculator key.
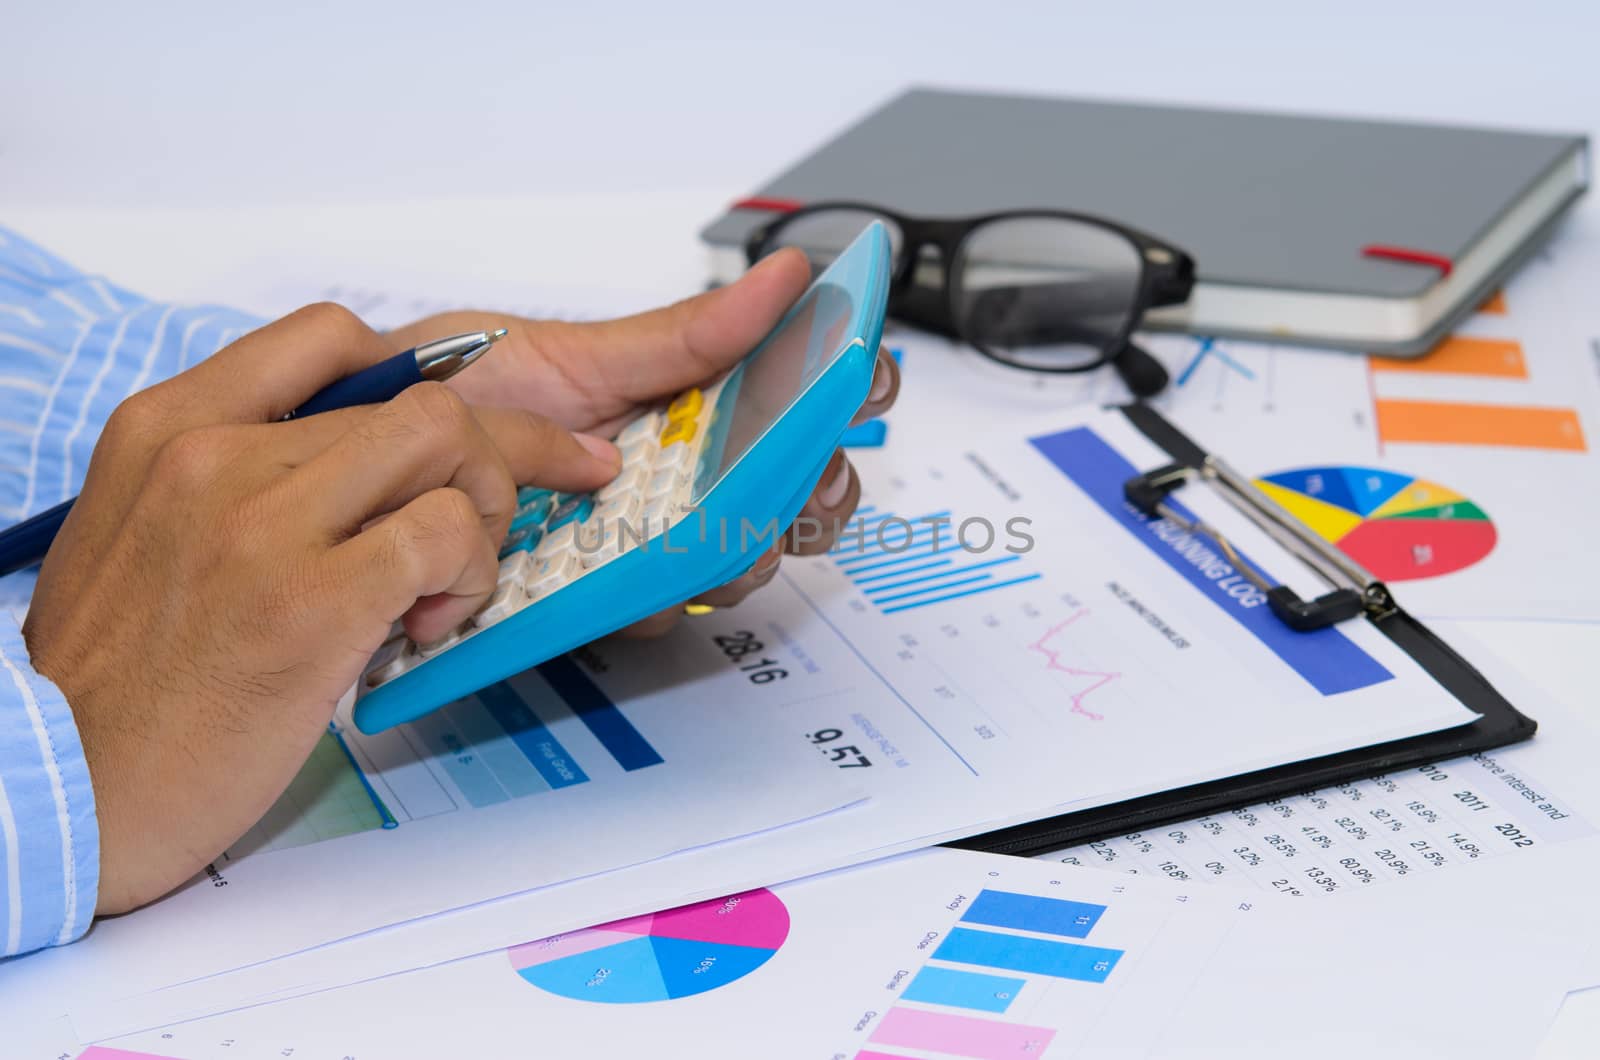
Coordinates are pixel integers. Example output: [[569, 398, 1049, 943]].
[[497, 550, 533, 586], [474, 579, 526, 627], [655, 440, 692, 473], [640, 494, 677, 531], [499, 523, 543, 558], [658, 417, 697, 448], [596, 463, 648, 503], [618, 434, 659, 470], [580, 522, 632, 568], [546, 493, 594, 531], [615, 410, 664, 449], [511, 494, 554, 531], [516, 485, 554, 507], [666, 387, 703, 422], [645, 464, 690, 503], [594, 491, 642, 529], [535, 520, 578, 557], [526, 552, 578, 599], [643, 470, 674, 503], [508, 509, 546, 536], [530, 550, 576, 581], [364, 637, 412, 687]]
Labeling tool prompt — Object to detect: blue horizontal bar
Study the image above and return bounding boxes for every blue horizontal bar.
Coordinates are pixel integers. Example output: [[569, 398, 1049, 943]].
[[962, 889, 1106, 939], [874, 573, 992, 605], [839, 510, 894, 536], [830, 511, 899, 552], [475, 681, 589, 789], [903, 965, 1024, 1014], [406, 709, 508, 808], [837, 513, 952, 554], [443, 697, 551, 799], [840, 542, 958, 576], [839, 521, 943, 554], [536, 657, 663, 771], [831, 510, 953, 555], [865, 556, 1021, 596], [934, 927, 1123, 983], [882, 573, 1043, 614], [853, 558, 953, 585], [838, 529, 950, 567]]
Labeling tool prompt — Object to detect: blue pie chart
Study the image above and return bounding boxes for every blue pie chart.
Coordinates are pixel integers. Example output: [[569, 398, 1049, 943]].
[[506, 889, 789, 1004]]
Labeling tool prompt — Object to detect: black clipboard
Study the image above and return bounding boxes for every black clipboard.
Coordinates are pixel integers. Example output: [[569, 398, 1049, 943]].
[[950, 403, 1537, 858]]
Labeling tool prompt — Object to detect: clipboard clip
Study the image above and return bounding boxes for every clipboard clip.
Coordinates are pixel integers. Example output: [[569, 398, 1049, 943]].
[[1124, 460, 1395, 632]]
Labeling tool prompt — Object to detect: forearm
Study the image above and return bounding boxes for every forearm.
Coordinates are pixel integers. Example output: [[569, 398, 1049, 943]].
[[0, 226, 265, 954]]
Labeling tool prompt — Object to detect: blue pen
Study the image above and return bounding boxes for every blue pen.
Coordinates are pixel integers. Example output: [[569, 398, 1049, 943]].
[[0, 327, 507, 577]]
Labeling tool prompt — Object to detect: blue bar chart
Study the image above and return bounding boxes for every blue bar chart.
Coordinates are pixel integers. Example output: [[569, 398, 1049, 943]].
[[961, 889, 1105, 939], [536, 657, 664, 771], [397, 662, 664, 811], [832, 506, 1041, 614], [934, 927, 1123, 984], [901, 966, 1024, 1014], [863, 888, 1127, 1059], [402, 681, 592, 809]]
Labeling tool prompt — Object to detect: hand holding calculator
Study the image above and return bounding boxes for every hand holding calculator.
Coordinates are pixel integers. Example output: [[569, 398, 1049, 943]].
[[352, 222, 893, 733]]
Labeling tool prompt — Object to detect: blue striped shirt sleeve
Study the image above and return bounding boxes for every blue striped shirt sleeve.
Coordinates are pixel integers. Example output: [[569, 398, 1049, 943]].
[[0, 612, 96, 955], [0, 225, 265, 956]]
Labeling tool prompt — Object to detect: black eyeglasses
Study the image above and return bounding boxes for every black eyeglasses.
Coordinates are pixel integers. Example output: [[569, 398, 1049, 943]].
[[746, 204, 1195, 397]]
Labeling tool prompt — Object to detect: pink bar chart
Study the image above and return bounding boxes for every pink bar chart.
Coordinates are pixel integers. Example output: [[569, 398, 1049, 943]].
[[867, 1007, 1056, 1059]]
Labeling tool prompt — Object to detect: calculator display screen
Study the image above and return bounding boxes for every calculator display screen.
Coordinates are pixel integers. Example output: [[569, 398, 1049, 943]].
[[691, 279, 858, 502]]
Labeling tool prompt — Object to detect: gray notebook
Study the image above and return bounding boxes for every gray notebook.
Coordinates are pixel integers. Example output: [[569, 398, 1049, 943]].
[[700, 88, 1589, 355]]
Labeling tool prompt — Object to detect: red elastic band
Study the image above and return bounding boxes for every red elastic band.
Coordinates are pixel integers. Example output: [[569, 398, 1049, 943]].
[[1361, 244, 1453, 277], [731, 196, 804, 213]]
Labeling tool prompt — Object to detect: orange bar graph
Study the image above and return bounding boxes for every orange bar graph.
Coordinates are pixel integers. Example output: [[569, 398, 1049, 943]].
[[1370, 336, 1527, 379], [1376, 399, 1587, 452]]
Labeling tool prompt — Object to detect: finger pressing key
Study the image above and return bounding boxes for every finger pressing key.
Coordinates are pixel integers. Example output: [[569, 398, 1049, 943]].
[[332, 486, 504, 644], [288, 383, 518, 541]]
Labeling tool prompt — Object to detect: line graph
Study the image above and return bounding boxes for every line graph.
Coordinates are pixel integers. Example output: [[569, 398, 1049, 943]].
[[1028, 610, 1120, 721]]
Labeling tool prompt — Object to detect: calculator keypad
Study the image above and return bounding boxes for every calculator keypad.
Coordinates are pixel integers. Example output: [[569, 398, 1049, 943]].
[[359, 383, 721, 692]]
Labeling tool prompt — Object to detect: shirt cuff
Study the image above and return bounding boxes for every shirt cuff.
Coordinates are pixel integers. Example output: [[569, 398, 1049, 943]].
[[0, 613, 99, 955]]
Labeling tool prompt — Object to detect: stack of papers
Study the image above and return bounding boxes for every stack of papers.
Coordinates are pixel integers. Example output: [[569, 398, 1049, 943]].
[[11, 221, 1600, 1056]]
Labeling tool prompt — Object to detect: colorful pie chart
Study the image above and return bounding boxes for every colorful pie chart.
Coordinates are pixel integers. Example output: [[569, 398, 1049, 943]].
[[507, 889, 789, 1004], [1254, 466, 1496, 582]]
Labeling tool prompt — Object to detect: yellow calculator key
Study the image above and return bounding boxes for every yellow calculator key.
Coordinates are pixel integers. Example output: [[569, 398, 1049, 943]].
[[667, 388, 703, 422], [659, 417, 698, 447]]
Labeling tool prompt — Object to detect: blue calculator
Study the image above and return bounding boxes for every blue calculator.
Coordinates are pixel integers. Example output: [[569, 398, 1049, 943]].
[[353, 223, 892, 733]]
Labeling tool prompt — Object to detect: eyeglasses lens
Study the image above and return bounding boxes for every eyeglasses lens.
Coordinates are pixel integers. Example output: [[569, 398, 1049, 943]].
[[756, 208, 904, 278], [952, 217, 1143, 370]]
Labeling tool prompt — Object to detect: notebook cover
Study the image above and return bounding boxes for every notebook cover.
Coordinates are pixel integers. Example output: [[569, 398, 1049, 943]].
[[700, 87, 1586, 301]]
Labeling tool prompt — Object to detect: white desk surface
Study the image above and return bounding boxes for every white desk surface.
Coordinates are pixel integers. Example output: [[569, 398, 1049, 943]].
[[8, 2, 1600, 1054]]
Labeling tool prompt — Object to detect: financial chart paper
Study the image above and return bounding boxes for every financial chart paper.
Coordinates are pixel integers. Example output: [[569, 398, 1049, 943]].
[[28, 845, 1594, 1060], [16, 408, 1484, 1035]]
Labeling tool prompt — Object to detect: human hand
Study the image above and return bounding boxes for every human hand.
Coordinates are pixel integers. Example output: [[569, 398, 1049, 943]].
[[22, 305, 619, 914], [385, 249, 901, 634]]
